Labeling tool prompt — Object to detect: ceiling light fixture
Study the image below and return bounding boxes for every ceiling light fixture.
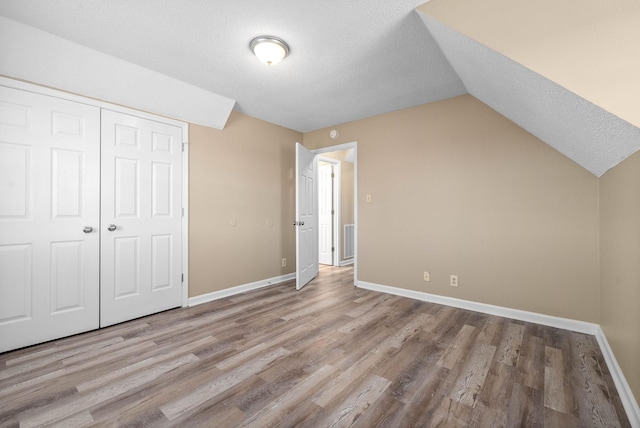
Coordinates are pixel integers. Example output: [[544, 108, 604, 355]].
[[250, 36, 289, 66]]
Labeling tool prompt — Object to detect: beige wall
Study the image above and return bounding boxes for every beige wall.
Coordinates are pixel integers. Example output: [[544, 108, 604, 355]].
[[188, 93, 636, 401], [600, 151, 640, 402], [418, 0, 640, 130], [189, 112, 302, 297], [304, 95, 600, 322], [319, 150, 355, 261]]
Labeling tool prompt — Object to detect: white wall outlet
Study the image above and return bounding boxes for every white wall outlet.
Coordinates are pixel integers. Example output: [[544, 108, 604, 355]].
[[423, 271, 430, 282], [450, 274, 458, 287], [282, 258, 287, 267]]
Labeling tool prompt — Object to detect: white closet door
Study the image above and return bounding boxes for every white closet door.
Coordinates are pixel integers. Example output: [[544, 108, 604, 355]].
[[0, 86, 100, 353], [100, 110, 183, 327]]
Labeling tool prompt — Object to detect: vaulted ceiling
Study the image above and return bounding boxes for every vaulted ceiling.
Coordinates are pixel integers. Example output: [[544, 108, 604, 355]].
[[418, 0, 640, 177], [0, 0, 638, 176]]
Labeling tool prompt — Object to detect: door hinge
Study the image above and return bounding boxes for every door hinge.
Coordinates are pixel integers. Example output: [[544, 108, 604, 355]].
[[181, 273, 184, 282], [331, 173, 335, 178], [331, 247, 335, 252], [182, 143, 186, 152], [182, 207, 185, 216], [331, 209, 335, 215]]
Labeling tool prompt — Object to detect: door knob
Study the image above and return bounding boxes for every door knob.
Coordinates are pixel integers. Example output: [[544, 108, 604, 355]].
[[83, 226, 93, 233], [107, 224, 117, 231]]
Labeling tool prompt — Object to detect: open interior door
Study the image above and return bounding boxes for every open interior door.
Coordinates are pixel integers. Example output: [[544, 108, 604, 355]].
[[295, 143, 318, 290]]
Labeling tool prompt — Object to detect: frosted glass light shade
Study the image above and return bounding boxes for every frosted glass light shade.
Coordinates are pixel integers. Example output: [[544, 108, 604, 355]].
[[250, 36, 289, 65]]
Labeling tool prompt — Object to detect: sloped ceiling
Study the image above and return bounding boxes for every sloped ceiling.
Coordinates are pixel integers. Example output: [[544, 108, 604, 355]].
[[418, 0, 640, 177], [0, 1, 638, 176], [418, 13, 640, 177], [0, 0, 465, 133], [418, 0, 640, 131]]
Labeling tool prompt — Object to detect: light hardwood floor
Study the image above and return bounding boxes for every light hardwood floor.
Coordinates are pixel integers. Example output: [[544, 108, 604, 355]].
[[0, 266, 630, 427]]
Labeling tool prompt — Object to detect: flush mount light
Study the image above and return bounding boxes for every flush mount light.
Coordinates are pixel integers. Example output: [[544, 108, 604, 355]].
[[250, 36, 290, 65]]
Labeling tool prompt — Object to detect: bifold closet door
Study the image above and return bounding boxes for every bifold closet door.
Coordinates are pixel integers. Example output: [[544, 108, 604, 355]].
[[0, 86, 100, 353], [100, 110, 183, 327]]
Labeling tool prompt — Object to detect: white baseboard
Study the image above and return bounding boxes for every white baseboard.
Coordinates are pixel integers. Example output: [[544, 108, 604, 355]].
[[188, 275, 638, 425], [356, 280, 598, 334], [595, 326, 640, 427], [357, 280, 639, 425], [339, 259, 354, 267], [189, 273, 295, 307]]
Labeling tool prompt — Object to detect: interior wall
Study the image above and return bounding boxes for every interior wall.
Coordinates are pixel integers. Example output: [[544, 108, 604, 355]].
[[417, 0, 640, 131], [318, 150, 355, 261], [600, 151, 640, 402], [304, 95, 600, 322], [189, 112, 301, 297]]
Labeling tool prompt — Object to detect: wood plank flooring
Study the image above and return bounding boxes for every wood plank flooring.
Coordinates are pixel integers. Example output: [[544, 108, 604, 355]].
[[0, 266, 630, 427]]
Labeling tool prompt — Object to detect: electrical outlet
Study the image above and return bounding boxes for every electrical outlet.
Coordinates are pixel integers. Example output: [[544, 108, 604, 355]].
[[450, 274, 458, 287], [423, 271, 430, 282], [366, 193, 372, 203], [281, 258, 287, 267]]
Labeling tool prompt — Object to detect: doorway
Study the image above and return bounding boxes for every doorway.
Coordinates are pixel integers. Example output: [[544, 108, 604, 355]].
[[317, 157, 339, 266], [313, 142, 357, 284], [294, 141, 357, 289]]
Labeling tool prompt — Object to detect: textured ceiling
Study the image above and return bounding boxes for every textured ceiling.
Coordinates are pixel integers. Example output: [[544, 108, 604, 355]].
[[1, 1, 638, 176], [0, 0, 465, 132], [419, 13, 640, 177], [418, 0, 640, 131]]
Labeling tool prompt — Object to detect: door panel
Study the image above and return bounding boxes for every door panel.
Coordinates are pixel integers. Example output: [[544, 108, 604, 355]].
[[0, 86, 100, 353], [0, 244, 31, 323], [152, 234, 172, 290], [295, 143, 318, 290], [100, 110, 182, 327], [318, 163, 333, 265], [50, 240, 84, 312], [114, 157, 139, 217], [152, 162, 172, 216], [52, 149, 84, 218], [0, 143, 30, 217], [114, 236, 139, 298]]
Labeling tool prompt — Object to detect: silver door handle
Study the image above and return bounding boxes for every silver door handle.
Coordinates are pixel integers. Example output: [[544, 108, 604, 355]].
[[107, 224, 117, 231], [83, 226, 93, 233]]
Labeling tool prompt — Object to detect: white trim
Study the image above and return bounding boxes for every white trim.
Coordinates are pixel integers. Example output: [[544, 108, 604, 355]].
[[181, 136, 189, 307], [188, 273, 296, 307], [356, 280, 640, 425], [596, 327, 640, 427], [317, 156, 341, 266], [356, 280, 599, 334], [339, 259, 354, 267], [313, 142, 356, 154], [313, 142, 357, 285]]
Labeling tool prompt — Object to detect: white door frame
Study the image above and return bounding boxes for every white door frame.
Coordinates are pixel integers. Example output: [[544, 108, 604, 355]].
[[313, 142, 357, 285], [0, 76, 190, 308], [317, 156, 341, 266]]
